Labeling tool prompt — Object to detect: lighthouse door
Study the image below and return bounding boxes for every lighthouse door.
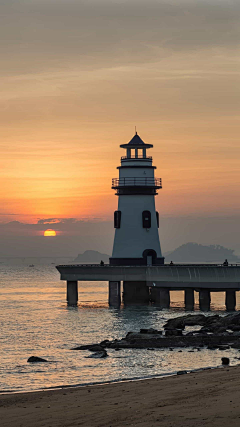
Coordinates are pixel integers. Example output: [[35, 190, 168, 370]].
[[143, 249, 157, 266], [147, 256, 152, 266]]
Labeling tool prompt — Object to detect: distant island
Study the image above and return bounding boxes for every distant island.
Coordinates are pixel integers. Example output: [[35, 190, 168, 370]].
[[72, 244, 239, 265], [73, 250, 110, 264], [165, 243, 240, 263]]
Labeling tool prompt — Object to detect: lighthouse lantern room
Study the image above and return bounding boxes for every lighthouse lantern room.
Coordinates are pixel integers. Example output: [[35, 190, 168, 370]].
[[110, 132, 164, 267]]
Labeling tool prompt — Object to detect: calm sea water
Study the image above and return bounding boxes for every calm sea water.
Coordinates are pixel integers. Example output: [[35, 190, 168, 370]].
[[1, 258, 240, 393]]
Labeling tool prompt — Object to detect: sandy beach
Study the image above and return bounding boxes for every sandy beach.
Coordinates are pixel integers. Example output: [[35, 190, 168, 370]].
[[1, 364, 240, 427]]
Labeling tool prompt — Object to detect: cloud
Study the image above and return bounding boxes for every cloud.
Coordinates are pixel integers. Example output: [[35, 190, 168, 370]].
[[1, 0, 240, 77], [0, 215, 240, 258], [0, 213, 18, 215], [0, 218, 113, 236], [37, 218, 65, 224]]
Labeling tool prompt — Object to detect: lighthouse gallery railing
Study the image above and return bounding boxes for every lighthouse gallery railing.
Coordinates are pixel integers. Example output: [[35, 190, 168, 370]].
[[112, 177, 162, 188]]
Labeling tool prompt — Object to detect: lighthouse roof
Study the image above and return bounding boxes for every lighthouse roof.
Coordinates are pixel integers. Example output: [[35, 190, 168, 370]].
[[120, 133, 153, 149]]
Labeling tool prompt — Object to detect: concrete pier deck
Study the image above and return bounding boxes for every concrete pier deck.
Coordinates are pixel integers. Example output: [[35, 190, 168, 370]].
[[56, 263, 240, 309], [56, 264, 240, 290]]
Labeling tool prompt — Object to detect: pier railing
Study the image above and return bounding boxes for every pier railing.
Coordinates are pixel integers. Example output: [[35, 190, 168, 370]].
[[56, 263, 240, 268]]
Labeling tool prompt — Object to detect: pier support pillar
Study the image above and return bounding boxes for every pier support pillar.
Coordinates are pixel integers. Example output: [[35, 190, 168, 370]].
[[123, 281, 149, 305], [185, 289, 195, 311], [67, 281, 78, 306], [199, 289, 211, 311], [225, 290, 236, 311], [109, 281, 121, 307], [151, 288, 170, 308]]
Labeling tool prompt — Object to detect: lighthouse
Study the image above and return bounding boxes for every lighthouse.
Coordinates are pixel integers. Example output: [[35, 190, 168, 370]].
[[109, 132, 164, 304], [110, 132, 164, 267]]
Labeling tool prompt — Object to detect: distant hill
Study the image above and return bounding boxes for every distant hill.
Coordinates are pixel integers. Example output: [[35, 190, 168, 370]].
[[73, 250, 110, 264], [165, 243, 240, 263]]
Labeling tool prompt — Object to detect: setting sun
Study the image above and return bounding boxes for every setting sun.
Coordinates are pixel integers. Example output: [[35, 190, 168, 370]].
[[44, 229, 57, 237]]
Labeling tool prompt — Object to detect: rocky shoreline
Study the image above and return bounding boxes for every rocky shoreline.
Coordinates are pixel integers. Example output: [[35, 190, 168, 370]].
[[72, 312, 240, 353]]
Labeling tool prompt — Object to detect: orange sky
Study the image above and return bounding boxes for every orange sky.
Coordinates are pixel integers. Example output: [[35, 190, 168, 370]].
[[1, 0, 240, 226]]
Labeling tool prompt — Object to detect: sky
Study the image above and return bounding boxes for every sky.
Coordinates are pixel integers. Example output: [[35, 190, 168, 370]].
[[1, 0, 240, 256]]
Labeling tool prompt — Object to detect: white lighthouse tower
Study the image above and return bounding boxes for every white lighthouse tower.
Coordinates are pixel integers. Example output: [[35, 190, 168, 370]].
[[110, 132, 164, 268]]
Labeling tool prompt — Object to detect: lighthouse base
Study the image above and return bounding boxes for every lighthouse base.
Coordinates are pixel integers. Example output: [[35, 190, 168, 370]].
[[123, 281, 149, 305]]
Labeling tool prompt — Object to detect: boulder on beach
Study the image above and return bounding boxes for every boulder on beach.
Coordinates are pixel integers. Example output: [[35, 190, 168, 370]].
[[27, 356, 48, 363], [222, 357, 230, 365]]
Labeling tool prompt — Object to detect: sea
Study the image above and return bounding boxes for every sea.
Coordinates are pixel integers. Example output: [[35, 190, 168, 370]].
[[1, 257, 240, 393]]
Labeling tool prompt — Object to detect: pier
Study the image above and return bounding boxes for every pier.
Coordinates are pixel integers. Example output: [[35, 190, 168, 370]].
[[56, 263, 240, 310]]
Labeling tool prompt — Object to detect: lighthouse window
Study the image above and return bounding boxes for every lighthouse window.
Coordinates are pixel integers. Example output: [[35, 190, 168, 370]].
[[114, 211, 121, 228], [142, 210, 151, 228], [156, 211, 159, 228]]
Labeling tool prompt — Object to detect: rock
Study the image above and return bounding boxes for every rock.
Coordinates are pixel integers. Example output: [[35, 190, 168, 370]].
[[140, 328, 161, 335], [27, 356, 48, 363], [72, 344, 105, 351], [218, 345, 230, 350], [165, 329, 183, 337], [222, 357, 230, 365], [185, 332, 195, 336], [231, 342, 240, 349], [164, 314, 207, 330], [207, 344, 218, 350], [200, 327, 212, 333], [88, 344, 106, 352], [125, 332, 134, 339], [87, 350, 108, 358], [215, 327, 228, 334], [125, 332, 163, 341], [229, 325, 240, 332], [177, 370, 187, 375], [100, 340, 110, 346]]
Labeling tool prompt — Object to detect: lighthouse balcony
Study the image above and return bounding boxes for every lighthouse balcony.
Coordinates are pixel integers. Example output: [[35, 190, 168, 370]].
[[112, 177, 162, 195], [120, 156, 153, 167], [121, 155, 152, 161]]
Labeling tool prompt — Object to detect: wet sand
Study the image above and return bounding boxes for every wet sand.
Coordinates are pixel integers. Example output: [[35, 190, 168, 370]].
[[1, 364, 240, 427]]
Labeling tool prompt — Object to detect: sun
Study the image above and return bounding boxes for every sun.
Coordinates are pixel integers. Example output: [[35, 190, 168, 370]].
[[44, 229, 57, 237]]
